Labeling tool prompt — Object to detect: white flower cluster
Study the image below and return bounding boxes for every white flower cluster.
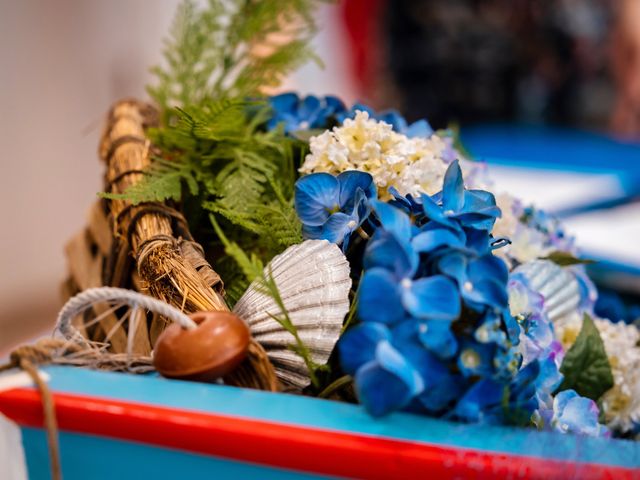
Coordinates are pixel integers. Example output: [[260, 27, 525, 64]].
[[556, 315, 640, 432], [299, 110, 451, 199], [493, 193, 552, 266]]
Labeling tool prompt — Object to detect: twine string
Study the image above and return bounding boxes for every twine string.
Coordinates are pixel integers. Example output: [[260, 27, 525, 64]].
[[56, 287, 198, 341], [0, 339, 80, 480]]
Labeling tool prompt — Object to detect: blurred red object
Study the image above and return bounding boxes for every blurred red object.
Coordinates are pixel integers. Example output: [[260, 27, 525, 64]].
[[339, 0, 385, 99], [611, 0, 640, 138]]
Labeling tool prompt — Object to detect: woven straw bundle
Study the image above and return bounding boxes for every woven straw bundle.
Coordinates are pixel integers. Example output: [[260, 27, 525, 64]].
[[62, 99, 279, 391]]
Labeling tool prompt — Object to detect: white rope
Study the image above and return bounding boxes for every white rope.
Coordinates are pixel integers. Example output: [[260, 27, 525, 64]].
[[56, 287, 197, 342]]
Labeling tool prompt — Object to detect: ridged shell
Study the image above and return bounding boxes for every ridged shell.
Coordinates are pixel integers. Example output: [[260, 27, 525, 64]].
[[233, 240, 352, 389], [513, 259, 581, 324]]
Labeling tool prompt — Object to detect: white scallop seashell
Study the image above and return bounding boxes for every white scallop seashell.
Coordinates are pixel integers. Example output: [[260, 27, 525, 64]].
[[513, 259, 581, 324], [233, 239, 352, 389]]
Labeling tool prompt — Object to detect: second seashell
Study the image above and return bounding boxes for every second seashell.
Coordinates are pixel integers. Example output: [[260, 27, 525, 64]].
[[513, 259, 581, 325]]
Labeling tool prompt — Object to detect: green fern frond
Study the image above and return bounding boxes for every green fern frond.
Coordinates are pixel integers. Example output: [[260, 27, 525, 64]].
[[100, 158, 199, 204], [122, 0, 323, 307], [148, 0, 327, 118]]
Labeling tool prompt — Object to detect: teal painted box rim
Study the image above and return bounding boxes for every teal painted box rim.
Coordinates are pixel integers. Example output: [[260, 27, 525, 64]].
[[2, 365, 639, 479]]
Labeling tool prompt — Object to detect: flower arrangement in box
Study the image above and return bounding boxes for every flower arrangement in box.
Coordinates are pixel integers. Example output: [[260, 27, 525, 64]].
[[48, 0, 639, 443]]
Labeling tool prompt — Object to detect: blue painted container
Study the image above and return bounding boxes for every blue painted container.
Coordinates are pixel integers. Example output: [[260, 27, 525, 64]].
[[1, 366, 639, 479]]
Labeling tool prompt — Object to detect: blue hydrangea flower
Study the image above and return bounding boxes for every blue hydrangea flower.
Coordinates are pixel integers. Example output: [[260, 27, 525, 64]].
[[339, 162, 520, 420], [420, 161, 501, 232], [533, 352, 564, 414], [508, 273, 556, 365], [451, 360, 540, 424], [294, 171, 376, 249], [359, 201, 461, 329], [339, 323, 424, 416], [437, 251, 509, 312], [340, 321, 463, 416], [336, 104, 433, 138], [549, 390, 610, 437], [530, 349, 608, 437], [268, 93, 346, 132]]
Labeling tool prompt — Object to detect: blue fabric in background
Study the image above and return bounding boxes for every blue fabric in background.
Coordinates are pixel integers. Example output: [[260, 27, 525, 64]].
[[460, 124, 640, 182], [461, 123, 640, 302]]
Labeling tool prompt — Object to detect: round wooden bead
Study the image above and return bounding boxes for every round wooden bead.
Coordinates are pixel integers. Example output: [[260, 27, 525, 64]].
[[153, 311, 250, 382]]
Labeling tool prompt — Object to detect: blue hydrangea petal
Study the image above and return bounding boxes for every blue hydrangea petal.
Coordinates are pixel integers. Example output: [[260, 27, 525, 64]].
[[464, 228, 492, 254], [502, 308, 522, 345], [358, 268, 406, 325], [402, 275, 461, 320], [535, 355, 564, 395], [418, 373, 465, 412], [388, 191, 423, 217], [351, 103, 375, 116], [378, 110, 407, 132], [494, 346, 523, 380], [324, 95, 346, 112], [371, 201, 412, 242], [463, 278, 509, 310], [418, 320, 458, 359], [469, 255, 509, 285], [460, 190, 498, 215], [452, 378, 504, 423], [552, 390, 606, 436], [301, 224, 323, 240], [354, 361, 417, 417], [391, 334, 461, 411], [338, 322, 390, 375], [337, 171, 376, 211], [387, 334, 440, 381], [420, 194, 459, 230], [364, 230, 418, 278], [269, 92, 299, 113], [411, 228, 465, 253], [294, 173, 340, 226], [442, 160, 465, 212], [505, 360, 540, 415], [521, 314, 555, 363], [375, 341, 425, 394], [299, 95, 321, 120], [554, 389, 577, 413], [455, 213, 500, 231], [437, 252, 468, 285], [319, 212, 356, 244], [354, 341, 424, 416], [390, 318, 419, 344], [405, 120, 433, 138]]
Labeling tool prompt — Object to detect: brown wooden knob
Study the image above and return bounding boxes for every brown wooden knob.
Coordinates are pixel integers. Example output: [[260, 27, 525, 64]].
[[153, 311, 250, 382]]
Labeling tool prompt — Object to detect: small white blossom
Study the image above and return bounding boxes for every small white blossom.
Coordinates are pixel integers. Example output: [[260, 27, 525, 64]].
[[502, 224, 552, 264]]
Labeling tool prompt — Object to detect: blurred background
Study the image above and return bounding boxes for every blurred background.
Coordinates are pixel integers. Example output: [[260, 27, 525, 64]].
[[1, 0, 640, 354]]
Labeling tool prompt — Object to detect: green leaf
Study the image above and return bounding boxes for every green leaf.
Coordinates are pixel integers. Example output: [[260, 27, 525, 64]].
[[542, 251, 596, 266], [558, 314, 614, 401]]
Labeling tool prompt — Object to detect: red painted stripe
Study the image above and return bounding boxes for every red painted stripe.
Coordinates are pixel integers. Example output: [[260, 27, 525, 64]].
[[0, 388, 635, 480]]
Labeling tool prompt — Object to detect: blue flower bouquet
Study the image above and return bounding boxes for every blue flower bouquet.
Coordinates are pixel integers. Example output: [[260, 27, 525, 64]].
[[50, 0, 640, 444]]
